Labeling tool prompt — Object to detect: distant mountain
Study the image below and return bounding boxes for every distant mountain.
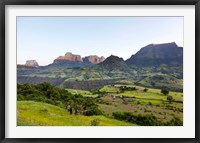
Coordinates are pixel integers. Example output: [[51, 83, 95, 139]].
[[126, 42, 183, 67], [50, 52, 105, 68], [54, 52, 83, 63], [25, 60, 39, 67], [83, 55, 105, 64]]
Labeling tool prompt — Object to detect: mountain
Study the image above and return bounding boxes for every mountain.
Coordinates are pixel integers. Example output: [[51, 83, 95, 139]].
[[98, 55, 128, 70], [25, 60, 39, 67], [60, 55, 137, 90], [50, 52, 105, 68], [17, 42, 183, 91], [83, 55, 105, 64], [88, 55, 136, 79], [54, 52, 83, 63], [126, 42, 183, 67]]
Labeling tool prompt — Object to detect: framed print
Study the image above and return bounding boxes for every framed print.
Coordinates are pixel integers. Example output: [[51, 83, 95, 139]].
[[0, 0, 200, 143]]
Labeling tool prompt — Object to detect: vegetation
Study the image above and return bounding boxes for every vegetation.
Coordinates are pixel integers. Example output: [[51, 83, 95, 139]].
[[17, 82, 103, 116], [161, 89, 169, 95], [112, 112, 182, 126], [167, 96, 173, 103], [18, 101, 135, 126], [90, 119, 100, 126], [96, 84, 183, 124], [17, 82, 183, 126], [17, 64, 183, 92]]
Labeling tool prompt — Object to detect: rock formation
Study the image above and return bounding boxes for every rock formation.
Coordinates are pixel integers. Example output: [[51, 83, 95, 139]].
[[25, 60, 39, 67], [54, 52, 105, 65], [83, 55, 105, 64], [54, 52, 83, 63]]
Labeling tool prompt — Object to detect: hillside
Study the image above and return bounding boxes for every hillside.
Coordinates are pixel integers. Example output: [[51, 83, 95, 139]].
[[17, 101, 135, 126], [136, 74, 183, 92]]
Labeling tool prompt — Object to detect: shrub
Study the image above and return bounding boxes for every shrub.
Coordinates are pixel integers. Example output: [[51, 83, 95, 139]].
[[112, 112, 162, 126], [90, 119, 100, 126], [84, 105, 104, 116], [161, 89, 169, 95], [143, 88, 148, 92], [112, 112, 183, 126], [167, 96, 173, 103]]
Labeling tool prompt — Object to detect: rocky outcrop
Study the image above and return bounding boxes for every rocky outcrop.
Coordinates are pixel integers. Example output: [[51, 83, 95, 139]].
[[25, 60, 39, 67], [54, 52, 105, 65], [54, 52, 83, 63], [83, 55, 105, 64], [126, 42, 183, 66]]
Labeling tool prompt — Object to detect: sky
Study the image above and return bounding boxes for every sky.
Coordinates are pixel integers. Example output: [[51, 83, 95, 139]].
[[17, 17, 183, 66]]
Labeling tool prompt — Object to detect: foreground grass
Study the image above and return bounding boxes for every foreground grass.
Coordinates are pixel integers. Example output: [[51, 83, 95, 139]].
[[17, 101, 135, 126]]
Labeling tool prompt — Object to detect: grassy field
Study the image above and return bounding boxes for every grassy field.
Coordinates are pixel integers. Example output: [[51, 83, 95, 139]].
[[17, 101, 135, 126], [97, 84, 183, 122], [102, 84, 183, 101]]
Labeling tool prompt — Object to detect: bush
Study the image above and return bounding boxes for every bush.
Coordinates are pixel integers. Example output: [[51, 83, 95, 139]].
[[161, 89, 169, 95], [84, 105, 104, 116], [112, 112, 182, 126], [112, 112, 162, 126], [167, 96, 173, 103], [90, 119, 100, 126], [143, 88, 148, 92]]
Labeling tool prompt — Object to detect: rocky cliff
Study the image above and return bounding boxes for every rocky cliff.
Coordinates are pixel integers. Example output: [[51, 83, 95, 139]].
[[54, 52, 83, 63], [53, 52, 105, 65], [83, 55, 105, 64], [25, 60, 39, 67]]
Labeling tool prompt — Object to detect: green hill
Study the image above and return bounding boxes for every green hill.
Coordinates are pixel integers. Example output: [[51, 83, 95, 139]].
[[136, 74, 183, 92], [17, 101, 135, 126]]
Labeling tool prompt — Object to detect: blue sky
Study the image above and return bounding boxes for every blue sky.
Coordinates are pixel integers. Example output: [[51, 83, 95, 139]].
[[17, 17, 183, 66]]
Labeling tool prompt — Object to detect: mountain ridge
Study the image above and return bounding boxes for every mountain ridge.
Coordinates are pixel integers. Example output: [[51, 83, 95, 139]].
[[126, 42, 183, 67]]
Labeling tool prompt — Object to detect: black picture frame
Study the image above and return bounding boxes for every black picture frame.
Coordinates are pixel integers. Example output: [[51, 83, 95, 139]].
[[0, 0, 200, 143]]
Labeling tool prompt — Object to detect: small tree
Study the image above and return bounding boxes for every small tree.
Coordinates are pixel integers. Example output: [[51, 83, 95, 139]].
[[161, 89, 169, 95], [167, 96, 173, 103]]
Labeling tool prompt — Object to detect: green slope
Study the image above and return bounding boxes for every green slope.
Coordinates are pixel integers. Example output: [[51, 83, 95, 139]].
[[17, 101, 136, 126], [136, 74, 183, 92]]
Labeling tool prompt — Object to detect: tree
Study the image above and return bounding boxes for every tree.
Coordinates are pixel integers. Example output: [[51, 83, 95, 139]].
[[161, 89, 169, 95], [167, 96, 173, 103]]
